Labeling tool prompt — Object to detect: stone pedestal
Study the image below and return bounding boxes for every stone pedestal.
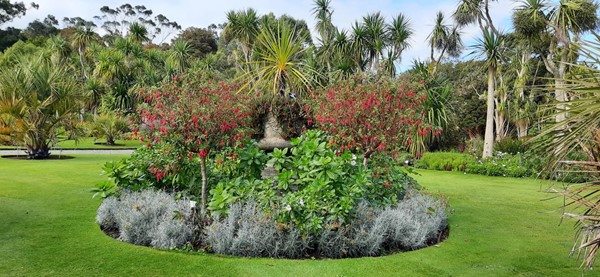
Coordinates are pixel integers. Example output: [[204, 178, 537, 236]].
[[257, 110, 292, 179]]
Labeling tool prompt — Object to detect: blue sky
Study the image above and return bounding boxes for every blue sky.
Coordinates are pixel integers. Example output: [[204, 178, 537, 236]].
[[6, 0, 517, 69]]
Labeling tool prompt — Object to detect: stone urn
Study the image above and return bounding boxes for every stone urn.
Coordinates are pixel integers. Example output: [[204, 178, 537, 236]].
[[256, 109, 292, 179], [256, 110, 292, 151]]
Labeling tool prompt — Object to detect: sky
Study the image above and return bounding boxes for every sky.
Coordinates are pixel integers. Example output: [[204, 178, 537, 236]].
[[6, 0, 517, 70]]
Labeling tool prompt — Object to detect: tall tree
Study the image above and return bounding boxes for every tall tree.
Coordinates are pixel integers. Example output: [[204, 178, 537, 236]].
[[71, 25, 98, 79], [386, 13, 413, 76], [94, 4, 180, 43], [20, 15, 59, 42], [513, 0, 599, 123], [311, 0, 335, 45], [427, 11, 463, 75], [454, 0, 500, 157], [224, 8, 260, 65], [174, 27, 217, 59], [0, 0, 37, 25], [454, 0, 500, 36], [472, 30, 505, 158]]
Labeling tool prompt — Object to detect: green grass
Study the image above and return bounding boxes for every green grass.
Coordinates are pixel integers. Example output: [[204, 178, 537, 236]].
[[0, 137, 143, 150], [0, 155, 593, 276]]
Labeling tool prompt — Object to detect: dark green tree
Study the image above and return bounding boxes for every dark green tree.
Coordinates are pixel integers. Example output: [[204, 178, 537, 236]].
[[173, 27, 217, 59], [0, 0, 37, 25]]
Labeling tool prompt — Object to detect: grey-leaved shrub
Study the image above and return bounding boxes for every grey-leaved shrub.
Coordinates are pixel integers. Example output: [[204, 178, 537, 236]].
[[207, 193, 448, 258], [373, 193, 448, 250], [96, 189, 194, 249], [206, 201, 308, 258]]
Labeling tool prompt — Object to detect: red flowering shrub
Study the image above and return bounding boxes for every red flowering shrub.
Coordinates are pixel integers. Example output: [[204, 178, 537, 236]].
[[135, 74, 251, 212], [310, 74, 437, 166]]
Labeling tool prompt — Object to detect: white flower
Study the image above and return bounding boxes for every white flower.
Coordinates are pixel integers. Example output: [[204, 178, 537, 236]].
[[285, 204, 292, 211], [189, 200, 197, 209], [352, 154, 357, 160], [299, 199, 304, 206], [351, 160, 356, 166]]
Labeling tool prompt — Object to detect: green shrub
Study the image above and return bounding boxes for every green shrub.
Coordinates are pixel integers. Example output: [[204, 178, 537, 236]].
[[415, 152, 476, 172], [494, 138, 526, 155], [465, 137, 484, 157], [465, 152, 530, 178], [209, 130, 413, 236], [87, 113, 130, 145], [417, 151, 531, 178], [100, 142, 202, 197]]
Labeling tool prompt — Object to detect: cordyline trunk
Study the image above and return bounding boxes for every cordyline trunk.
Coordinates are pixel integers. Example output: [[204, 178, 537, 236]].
[[200, 155, 208, 215], [515, 51, 529, 139], [516, 121, 528, 139], [543, 46, 569, 124], [543, 47, 569, 154], [78, 46, 87, 79], [482, 66, 496, 158], [494, 98, 507, 141]]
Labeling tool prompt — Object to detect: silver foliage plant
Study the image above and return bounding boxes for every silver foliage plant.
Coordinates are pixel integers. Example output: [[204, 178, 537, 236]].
[[96, 189, 194, 249], [208, 192, 448, 258], [206, 201, 309, 258]]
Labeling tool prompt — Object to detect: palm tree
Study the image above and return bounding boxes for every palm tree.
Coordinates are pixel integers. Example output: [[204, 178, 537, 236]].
[[127, 22, 149, 44], [427, 12, 463, 75], [241, 21, 312, 96], [362, 12, 387, 71], [46, 36, 71, 66], [454, 0, 500, 36], [71, 25, 98, 79], [472, 29, 505, 158], [85, 77, 105, 115], [514, 0, 599, 123], [350, 21, 369, 71], [0, 55, 80, 159], [386, 13, 413, 76], [312, 0, 335, 42], [311, 0, 336, 72], [225, 8, 260, 65], [169, 39, 194, 74]]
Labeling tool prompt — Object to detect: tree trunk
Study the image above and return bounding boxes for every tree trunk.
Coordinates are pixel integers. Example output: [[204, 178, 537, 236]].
[[200, 155, 208, 215], [495, 113, 507, 141], [516, 121, 528, 139], [555, 77, 568, 123], [78, 47, 87, 79], [27, 144, 50, 159], [482, 66, 496, 158], [106, 137, 115, 146]]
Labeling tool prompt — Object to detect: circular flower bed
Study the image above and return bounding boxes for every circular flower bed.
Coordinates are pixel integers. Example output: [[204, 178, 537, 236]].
[[96, 131, 449, 258]]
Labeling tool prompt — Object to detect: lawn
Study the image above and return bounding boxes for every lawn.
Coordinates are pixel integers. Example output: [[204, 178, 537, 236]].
[[0, 137, 143, 150], [0, 155, 593, 276]]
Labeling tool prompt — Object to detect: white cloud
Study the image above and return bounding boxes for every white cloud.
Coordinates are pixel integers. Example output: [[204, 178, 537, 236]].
[[6, 0, 516, 70]]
